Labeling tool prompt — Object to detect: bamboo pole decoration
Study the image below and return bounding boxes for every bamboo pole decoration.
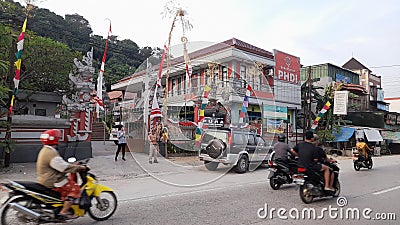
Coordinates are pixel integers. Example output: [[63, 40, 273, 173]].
[[162, 10, 179, 125]]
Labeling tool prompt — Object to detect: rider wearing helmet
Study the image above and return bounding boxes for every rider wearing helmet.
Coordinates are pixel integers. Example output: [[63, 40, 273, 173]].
[[37, 129, 87, 219], [356, 137, 371, 159], [273, 134, 297, 163]]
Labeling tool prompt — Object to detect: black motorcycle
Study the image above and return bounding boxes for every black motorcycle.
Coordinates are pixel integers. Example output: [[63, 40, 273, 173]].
[[353, 149, 373, 171], [293, 162, 341, 204], [267, 151, 298, 190]]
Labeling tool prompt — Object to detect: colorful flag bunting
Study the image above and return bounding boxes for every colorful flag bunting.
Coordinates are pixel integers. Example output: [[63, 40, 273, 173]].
[[9, 18, 27, 114], [310, 101, 331, 132], [238, 84, 253, 127], [195, 85, 211, 143]]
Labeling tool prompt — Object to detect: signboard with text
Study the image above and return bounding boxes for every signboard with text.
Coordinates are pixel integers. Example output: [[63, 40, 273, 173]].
[[333, 91, 348, 115], [274, 50, 301, 84]]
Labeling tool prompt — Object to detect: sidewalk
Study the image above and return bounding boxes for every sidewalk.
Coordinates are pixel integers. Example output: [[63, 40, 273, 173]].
[[1, 141, 203, 200]]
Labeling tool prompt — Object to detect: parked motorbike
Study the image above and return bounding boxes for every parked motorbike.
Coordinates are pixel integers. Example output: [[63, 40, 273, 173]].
[[0, 158, 117, 224], [353, 149, 373, 171], [293, 162, 341, 204], [267, 151, 298, 190]]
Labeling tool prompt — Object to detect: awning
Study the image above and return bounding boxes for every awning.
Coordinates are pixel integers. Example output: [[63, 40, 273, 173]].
[[381, 131, 400, 141], [364, 129, 383, 142], [332, 127, 355, 142]]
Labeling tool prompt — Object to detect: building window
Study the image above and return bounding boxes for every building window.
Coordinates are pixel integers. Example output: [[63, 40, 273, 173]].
[[240, 65, 246, 88], [35, 108, 46, 116], [178, 77, 182, 95], [171, 79, 175, 96], [222, 66, 228, 87]]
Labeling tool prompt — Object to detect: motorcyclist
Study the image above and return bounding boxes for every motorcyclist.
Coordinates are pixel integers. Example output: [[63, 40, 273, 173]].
[[37, 129, 87, 219], [356, 138, 372, 160], [313, 134, 337, 189], [273, 134, 297, 168], [292, 131, 334, 191]]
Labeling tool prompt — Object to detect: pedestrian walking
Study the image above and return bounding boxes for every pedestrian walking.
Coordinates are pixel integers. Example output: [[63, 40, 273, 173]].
[[148, 129, 159, 164], [115, 126, 126, 161]]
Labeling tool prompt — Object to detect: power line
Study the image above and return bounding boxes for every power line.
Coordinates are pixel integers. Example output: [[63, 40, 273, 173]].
[[370, 65, 400, 68]]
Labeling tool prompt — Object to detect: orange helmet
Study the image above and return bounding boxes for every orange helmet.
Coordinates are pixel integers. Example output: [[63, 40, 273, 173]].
[[40, 129, 62, 145]]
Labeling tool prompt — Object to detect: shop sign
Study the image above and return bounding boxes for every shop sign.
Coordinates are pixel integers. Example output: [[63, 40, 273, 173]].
[[274, 50, 300, 84]]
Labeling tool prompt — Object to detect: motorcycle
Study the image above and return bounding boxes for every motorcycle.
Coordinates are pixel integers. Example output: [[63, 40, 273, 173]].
[[353, 148, 373, 171], [293, 162, 341, 204], [267, 151, 298, 190], [0, 158, 117, 224]]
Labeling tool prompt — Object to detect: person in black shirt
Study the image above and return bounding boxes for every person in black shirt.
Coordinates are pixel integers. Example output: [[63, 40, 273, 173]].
[[313, 134, 337, 189], [292, 131, 334, 191]]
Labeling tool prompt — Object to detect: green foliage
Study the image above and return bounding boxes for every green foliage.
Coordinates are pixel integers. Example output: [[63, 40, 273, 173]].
[[0, 138, 15, 154], [21, 33, 81, 92], [1, 0, 160, 94]]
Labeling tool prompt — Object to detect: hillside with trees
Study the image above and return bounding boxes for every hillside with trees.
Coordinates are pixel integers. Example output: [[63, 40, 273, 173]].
[[0, 0, 159, 97]]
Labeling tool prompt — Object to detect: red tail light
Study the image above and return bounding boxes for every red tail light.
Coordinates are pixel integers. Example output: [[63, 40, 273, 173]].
[[228, 133, 232, 145], [269, 160, 274, 167], [298, 167, 307, 173], [353, 153, 358, 157]]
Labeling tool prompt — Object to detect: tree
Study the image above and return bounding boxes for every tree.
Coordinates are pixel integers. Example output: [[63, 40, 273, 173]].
[[20, 34, 81, 93]]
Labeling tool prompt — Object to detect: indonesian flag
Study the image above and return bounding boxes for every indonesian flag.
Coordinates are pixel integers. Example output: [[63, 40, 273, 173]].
[[150, 89, 162, 120], [95, 22, 112, 110], [9, 18, 27, 115]]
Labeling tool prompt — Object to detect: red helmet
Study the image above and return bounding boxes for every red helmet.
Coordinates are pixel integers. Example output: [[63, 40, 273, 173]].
[[40, 129, 62, 145]]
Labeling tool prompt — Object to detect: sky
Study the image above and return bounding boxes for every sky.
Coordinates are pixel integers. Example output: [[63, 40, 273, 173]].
[[16, 0, 400, 97]]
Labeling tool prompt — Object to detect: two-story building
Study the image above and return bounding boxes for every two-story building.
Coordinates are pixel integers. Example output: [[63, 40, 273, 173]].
[[111, 38, 302, 151]]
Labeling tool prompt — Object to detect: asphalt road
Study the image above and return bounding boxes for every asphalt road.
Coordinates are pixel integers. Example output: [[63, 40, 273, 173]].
[[64, 154, 400, 225]]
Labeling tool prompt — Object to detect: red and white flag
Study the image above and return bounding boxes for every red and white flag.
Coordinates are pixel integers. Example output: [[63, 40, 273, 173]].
[[95, 22, 112, 110], [150, 90, 162, 119], [156, 44, 168, 87]]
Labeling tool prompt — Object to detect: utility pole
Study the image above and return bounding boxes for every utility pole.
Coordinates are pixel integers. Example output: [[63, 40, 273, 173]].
[[4, 34, 16, 168], [304, 66, 312, 138]]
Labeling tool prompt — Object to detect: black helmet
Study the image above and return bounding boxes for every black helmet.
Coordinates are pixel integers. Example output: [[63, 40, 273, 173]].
[[278, 134, 286, 142]]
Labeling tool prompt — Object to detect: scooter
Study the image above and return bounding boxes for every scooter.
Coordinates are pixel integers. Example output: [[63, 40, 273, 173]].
[[0, 158, 117, 224], [293, 162, 341, 204], [267, 151, 298, 190], [353, 149, 373, 171]]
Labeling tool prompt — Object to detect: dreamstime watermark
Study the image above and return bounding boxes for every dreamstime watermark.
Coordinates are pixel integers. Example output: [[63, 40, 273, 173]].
[[257, 197, 397, 221]]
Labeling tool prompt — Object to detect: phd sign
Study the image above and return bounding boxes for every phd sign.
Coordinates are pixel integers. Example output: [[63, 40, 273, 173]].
[[274, 50, 301, 84]]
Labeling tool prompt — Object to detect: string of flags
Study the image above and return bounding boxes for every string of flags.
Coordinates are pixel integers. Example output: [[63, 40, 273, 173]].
[[10, 18, 27, 115], [195, 85, 211, 143], [310, 101, 331, 132], [237, 84, 253, 128]]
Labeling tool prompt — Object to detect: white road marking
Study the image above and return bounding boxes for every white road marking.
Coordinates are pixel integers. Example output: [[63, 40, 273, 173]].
[[373, 185, 400, 195]]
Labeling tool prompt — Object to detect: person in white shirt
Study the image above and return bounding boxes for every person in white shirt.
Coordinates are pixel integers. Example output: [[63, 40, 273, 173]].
[[115, 126, 127, 161]]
